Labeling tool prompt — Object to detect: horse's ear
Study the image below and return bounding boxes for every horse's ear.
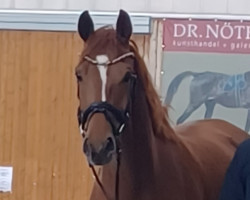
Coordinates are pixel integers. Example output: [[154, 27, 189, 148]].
[[116, 10, 132, 43], [78, 11, 94, 42]]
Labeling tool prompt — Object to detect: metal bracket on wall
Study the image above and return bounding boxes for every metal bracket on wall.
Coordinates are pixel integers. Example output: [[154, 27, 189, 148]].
[[0, 10, 151, 34]]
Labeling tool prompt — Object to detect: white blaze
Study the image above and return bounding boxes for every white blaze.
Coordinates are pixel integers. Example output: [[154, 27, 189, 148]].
[[96, 55, 109, 101]]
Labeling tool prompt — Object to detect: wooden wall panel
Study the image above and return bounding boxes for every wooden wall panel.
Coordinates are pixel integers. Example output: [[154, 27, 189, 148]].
[[0, 30, 158, 200], [0, 31, 93, 200]]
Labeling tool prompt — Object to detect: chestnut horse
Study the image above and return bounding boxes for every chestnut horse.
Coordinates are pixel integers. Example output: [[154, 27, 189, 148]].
[[75, 10, 249, 200]]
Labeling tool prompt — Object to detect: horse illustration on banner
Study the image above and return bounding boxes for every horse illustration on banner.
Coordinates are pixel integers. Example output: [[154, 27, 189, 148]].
[[164, 71, 250, 132]]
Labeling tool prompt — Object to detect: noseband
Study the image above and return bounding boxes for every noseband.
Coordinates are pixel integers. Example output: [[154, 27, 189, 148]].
[[77, 52, 136, 200]]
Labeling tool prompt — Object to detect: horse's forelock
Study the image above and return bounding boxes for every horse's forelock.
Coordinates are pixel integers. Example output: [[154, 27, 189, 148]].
[[79, 27, 129, 61]]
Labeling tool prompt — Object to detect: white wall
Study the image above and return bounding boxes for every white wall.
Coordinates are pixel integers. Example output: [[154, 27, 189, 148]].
[[1, 0, 250, 15]]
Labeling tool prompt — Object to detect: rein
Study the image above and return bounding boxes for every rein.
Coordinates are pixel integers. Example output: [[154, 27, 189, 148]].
[[90, 148, 121, 200], [78, 52, 136, 200]]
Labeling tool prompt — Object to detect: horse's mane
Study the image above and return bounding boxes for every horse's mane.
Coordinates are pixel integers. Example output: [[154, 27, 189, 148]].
[[129, 40, 175, 140]]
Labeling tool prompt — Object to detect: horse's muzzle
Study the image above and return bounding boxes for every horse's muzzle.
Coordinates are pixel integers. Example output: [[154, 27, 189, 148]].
[[83, 137, 116, 165]]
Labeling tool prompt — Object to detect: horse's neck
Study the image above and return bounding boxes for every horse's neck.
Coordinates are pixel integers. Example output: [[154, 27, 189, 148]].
[[98, 82, 195, 199]]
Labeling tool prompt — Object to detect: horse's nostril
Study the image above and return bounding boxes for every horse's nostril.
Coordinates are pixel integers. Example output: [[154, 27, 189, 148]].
[[83, 139, 89, 154], [105, 137, 115, 152]]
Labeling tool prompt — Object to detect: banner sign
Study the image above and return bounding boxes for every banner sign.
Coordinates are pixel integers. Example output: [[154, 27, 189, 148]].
[[163, 19, 250, 54]]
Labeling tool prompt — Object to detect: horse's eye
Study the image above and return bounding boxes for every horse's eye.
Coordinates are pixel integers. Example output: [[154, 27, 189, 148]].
[[76, 74, 83, 82]]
